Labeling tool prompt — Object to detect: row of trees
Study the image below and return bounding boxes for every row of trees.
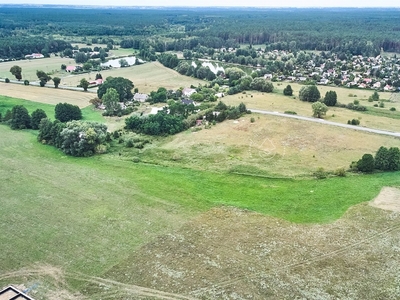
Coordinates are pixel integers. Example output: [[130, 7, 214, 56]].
[[0, 103, 82, 130], [0, 105, 47, 130], [355, 146, 400, 173]]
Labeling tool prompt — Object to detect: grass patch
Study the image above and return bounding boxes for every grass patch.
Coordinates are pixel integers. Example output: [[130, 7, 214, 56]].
[[360, 106, 400, 120], [0, 95, 104, 122]]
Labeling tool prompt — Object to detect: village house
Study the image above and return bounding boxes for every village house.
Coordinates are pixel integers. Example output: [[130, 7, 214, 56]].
[[133, 93, 149, 102], [24, 53, 44, 59]]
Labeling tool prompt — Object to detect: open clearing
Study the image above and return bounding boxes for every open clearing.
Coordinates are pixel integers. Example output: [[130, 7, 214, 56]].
[[0, 82, 94, 108], [139, 113, 400, 176], [223, 89, 400, 132]]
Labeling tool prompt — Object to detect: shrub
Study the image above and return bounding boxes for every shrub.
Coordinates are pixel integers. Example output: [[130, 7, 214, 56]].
[[348, 119, 360, 125], [379, 102, 385, 108], [284, 111, 297, 115], [24, 80, 29, 86], [250, 117, 255, 123], [5, 78, 10, 83], [314, 167, 327, 179], [390, 107, 396, 111], [334, 167, 346, 177]]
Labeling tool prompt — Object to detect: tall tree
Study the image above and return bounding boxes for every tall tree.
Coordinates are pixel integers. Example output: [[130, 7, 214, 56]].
[[80, 78, 89, 91], [102, 88, 121, 115], [52, 77, 61, 88], [10, 65, 22, 80], [299, 85, 320, 102], [36, 70, 51, 87], [10, 105, 31, 129], [283, 84, 293, 96], [312, 102, 328, 118], [97, 77, 134, 101], [323, 91, 337, 106], [30, 108, 47, 130]]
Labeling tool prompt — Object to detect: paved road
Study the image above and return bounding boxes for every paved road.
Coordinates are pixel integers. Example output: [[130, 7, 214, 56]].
[[250, 109, 400, 138]]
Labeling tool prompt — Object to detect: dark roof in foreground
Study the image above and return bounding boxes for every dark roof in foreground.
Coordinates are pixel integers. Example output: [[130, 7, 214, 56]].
[[0, 286, 35, 300]]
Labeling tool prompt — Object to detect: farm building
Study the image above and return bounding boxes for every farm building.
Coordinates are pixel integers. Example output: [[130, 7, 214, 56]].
[[24, 53, 44, 59], [0, 286, 35, 300]]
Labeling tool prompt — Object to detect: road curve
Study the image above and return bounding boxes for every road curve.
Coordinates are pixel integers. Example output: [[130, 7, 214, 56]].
[[249, 109, 400, 138]]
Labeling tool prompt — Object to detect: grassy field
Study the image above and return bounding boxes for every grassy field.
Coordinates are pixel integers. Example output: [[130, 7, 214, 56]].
[[223, 86, 400, 132], [1, 124, 400, 298], [0, 95, 104, 123]]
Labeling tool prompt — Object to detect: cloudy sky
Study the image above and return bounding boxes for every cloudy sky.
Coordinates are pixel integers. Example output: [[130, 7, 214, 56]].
[[0, 0, 399, 7]]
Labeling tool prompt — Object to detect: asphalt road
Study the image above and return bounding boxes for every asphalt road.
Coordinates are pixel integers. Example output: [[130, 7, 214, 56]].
[[249, 109, 400, 138]]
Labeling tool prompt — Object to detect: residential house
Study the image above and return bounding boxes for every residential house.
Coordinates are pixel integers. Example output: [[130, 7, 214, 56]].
[[133, 93, 149, 102], [66, 66, 76, 72], [263, 74, 273, 80], [182, 88, 197, 97]]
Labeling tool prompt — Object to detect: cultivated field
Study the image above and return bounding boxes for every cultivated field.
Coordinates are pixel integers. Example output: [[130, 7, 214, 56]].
[[0, 82, 94, 108], [0, 56, 76, 82], [68, 62, 206, 93]]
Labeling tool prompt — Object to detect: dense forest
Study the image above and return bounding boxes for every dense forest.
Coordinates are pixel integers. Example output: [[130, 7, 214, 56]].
[[1, 6, 400, 60]]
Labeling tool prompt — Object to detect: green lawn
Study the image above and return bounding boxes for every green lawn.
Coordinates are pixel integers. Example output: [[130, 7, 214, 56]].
[[1, 125, 399, 280]]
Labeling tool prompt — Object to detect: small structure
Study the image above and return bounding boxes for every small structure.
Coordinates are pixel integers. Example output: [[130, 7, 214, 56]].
[[89, 79, 103, 85], [182, 88, 196, 97], [0, 286, 35, 300], [133, 93, 149, 102], [181, 99, 194, 105], [24, 53, 44, 59], [66, 66, 76, 72]]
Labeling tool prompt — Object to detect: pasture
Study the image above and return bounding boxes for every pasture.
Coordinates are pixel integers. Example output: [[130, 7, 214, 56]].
[[1, 125, 399, 299], [139, 113, 400, 176], [223, 88, 400, 132]]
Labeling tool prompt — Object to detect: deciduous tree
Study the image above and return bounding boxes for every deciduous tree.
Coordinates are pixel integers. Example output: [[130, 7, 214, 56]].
[[312, 102, 328, 118], [10, 65, 22, 80], [299, 85, 320, 102], [30, 108, 47, 129]]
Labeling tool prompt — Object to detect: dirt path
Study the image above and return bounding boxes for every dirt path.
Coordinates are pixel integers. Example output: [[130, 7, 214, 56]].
[[369, 186, 400, 212]]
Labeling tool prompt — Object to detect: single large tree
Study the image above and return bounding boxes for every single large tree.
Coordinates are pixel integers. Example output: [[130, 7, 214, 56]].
[[10, 65, 22, 80], [97, 77, 134, 102], [312, 102, 328, 118], [36, 70, 51, 87], [80, 78, 90, 91], [299, 85, 320, 102], [323, 90, 337, 106], [283, 84, 293, 96], [102, 88, 121, 115], [52, 77, 61, 88]]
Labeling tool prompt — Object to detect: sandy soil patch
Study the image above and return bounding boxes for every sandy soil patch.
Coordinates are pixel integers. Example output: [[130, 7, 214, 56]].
[[370, 186, 400, 212]]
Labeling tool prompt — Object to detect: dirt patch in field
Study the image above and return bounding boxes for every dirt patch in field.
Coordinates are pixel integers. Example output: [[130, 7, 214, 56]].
[[370, 186, 400, 212], [104, 204, 400, 299]]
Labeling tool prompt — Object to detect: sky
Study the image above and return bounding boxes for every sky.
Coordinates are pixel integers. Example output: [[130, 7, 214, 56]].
[[0, 0, 399, 7]]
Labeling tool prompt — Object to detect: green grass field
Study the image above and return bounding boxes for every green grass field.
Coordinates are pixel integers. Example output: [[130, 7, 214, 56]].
[[0, 95, 104, 123], [1, 125, 399, 279]]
